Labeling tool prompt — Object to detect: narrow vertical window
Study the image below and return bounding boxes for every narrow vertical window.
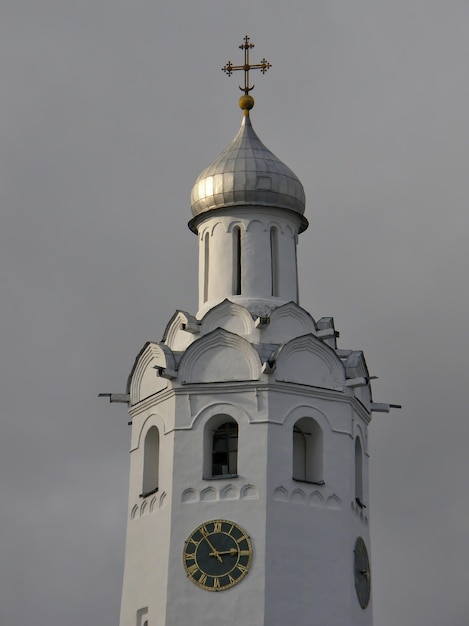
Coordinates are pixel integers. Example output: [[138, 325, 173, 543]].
[[292, 418, 323, 483], [203, 232, 209, 303], [141, 426, 159, 497], [212, 421, 238, 476], [294, 234, 299, 302], [270, 226, 279, 297], [232, 226, 241, 295], [355, 437, 364, 505]]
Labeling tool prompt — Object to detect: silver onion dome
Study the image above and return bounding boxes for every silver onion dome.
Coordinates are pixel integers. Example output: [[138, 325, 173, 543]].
[[189, 114, 307, 232]]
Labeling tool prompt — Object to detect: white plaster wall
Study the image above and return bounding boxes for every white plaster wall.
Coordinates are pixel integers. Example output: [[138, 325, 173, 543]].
[[196, 207, 302, 316], [163, 391, 270, 626], [263, 393, 372, 625], [277, 223, 298, 302], [121, 325, 372, 625], [119, 410, 175, 626], [120, 387, 270, 626], [120, 383, 371, 626], [206, 220, 233, 303], [240, 219, 271, 298]]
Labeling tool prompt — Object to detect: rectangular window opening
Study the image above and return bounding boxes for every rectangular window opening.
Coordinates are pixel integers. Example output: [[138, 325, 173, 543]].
[[270, 227, 279, 297], [232, 227, 241, 295], [204, 233, 210, 303]]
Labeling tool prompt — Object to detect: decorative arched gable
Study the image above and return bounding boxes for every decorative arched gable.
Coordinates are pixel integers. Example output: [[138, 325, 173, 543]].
[[178, 328, 261, 384], [345, 350, 372, 408], [345, 350, 369, 380], [262, 302, 316, 344], [162, 310, 200, 351], [274, 334, 345, 390], [200, 299, 254, 336], [127, 342, 176, 405]]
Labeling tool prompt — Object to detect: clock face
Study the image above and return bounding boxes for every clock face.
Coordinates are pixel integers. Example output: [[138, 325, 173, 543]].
[[354, 536, 371, 609], [183, 519, 253, 591]]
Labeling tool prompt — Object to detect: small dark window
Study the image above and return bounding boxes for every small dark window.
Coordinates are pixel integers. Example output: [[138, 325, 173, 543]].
[[293, 235, 299, 302], [232, 227, 241, 295], [212, 422, 238, 476], [270, 226, 279, 297], [204, 232, 209, 303], [355, 436, 363, 503]]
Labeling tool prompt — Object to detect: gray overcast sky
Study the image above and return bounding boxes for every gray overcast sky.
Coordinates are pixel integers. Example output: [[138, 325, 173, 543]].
[[1, 2, 468, 625]]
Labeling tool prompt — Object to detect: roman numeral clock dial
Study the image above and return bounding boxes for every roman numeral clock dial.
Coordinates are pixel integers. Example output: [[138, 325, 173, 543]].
[[183, 519, 253, 591]]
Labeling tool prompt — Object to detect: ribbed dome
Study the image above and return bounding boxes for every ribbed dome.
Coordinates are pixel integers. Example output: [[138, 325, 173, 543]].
[[190, 114, 306, 230]]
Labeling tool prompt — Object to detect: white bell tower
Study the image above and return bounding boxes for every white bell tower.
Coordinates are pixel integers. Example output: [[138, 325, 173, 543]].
[[106, 37, 397, 626]]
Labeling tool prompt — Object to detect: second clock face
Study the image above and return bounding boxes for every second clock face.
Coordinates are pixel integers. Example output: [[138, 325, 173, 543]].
[[183, 519, 252, 591], [354, 536, 371, 609]]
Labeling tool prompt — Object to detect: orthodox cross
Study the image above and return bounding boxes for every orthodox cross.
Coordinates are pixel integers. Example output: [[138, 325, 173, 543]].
[[222, 36, 271, 95]]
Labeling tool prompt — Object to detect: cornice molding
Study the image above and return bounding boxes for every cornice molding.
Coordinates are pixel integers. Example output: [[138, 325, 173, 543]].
[[128, 379, 371, 425]]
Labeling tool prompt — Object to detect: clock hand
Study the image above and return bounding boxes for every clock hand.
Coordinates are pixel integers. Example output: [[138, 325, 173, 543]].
[[203, 537, 223, 563], [209, 548, 238, 557]]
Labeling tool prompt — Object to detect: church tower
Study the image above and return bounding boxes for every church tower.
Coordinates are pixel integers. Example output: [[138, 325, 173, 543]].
[[109, 38, 395, 626]]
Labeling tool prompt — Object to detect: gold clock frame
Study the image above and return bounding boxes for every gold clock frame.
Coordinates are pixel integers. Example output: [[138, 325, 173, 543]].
[[183, 519, 253, 591]]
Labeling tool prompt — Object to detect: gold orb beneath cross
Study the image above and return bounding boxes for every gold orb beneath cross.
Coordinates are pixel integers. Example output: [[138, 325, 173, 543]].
[[239, 95, 255, 112]]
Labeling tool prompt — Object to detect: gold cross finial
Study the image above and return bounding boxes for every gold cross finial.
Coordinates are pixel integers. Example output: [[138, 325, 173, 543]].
[[222, 36, 271, 113]]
